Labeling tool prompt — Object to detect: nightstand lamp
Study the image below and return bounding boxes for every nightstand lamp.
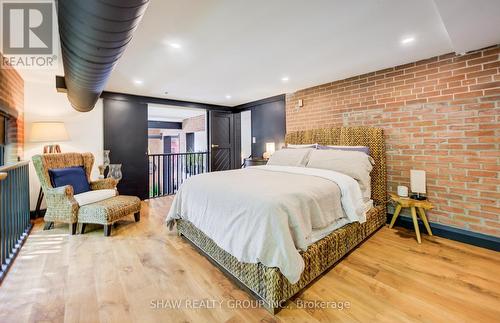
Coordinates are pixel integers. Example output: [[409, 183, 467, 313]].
[[410, 170, 427, 200], [263, 142, 275, 159]]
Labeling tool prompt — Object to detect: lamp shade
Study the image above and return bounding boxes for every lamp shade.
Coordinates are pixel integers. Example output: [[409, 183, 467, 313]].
[[30, 122, 69, 142], [410, 170, 426, 194]]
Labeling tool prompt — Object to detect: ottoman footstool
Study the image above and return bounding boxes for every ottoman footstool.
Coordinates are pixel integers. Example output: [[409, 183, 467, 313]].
[[78, 195, 141, 236]]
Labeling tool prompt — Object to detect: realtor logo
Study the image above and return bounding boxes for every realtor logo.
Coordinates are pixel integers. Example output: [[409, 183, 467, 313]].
[[1, 1, 56, 68], [2, 2, 53, 54]]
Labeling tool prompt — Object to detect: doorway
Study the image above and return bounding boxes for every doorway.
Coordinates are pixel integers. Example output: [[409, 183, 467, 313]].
[[148, 105, 208, 197]]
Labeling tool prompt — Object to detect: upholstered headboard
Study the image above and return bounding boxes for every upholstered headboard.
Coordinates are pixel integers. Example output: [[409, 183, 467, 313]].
[[285, 127, 387, 207]]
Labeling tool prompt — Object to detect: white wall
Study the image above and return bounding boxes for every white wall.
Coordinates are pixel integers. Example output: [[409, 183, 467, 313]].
[[24, 80, 103, 210], [240, 110, 252, 162], [194, 131, 207, 152]]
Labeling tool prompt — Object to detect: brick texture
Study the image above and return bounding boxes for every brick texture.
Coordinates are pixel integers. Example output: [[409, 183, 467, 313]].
[[183, 114, 205, 132], [0, 52, 24, 163], [286, 45, 500, 237]]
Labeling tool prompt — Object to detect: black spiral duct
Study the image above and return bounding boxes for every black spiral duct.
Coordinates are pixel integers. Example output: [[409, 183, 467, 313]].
[[57, 0, 149, 112]]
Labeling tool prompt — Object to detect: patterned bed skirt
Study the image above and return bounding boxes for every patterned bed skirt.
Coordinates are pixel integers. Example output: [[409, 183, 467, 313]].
[[176, 205, 386, 313]]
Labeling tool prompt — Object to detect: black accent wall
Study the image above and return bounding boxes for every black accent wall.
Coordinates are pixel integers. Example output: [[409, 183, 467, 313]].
[[235, 94, 286, 158], [103, 98, 149, 199]]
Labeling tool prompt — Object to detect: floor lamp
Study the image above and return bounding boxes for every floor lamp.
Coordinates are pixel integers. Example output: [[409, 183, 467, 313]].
[[30, 122, 69, 217]]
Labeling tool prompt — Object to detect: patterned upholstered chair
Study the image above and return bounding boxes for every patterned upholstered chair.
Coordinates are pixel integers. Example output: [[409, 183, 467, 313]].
[[32, 152, 141, 236]]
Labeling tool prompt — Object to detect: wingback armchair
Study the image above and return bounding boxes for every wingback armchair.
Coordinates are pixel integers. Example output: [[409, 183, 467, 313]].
[[32, 152, 118, 234]]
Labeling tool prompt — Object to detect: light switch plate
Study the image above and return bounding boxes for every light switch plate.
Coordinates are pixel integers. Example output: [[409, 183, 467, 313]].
[[252, 137, 256, 143]]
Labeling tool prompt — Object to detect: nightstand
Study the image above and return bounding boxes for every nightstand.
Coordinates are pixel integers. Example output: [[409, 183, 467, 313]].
[[243, 157, 268, 167], [389, 193, 433, 243]]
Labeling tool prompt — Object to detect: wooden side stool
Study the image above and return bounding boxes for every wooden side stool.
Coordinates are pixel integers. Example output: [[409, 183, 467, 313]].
[[389, 193, 433, 243]]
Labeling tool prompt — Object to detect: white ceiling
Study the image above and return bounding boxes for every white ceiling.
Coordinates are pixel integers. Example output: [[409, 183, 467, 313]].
[[148, 104, 205, 122], [433, 0, 500, 54], [19, 0, 500, 107]]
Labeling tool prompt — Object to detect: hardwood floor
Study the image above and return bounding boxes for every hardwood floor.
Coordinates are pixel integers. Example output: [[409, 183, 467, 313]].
[[0, 196, 499, 322]]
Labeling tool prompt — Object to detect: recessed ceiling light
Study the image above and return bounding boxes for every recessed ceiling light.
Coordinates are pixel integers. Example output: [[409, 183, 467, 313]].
[[281, 76, 289, 82], [164, 91, 168, 95], [133, 79, 143, 85], [401, 37, 415, 45], [225, 95, 231, 99], [169, 42, 181, 49]]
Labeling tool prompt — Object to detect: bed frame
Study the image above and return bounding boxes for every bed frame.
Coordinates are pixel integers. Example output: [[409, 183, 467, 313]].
[[176, 126, 387, 313]]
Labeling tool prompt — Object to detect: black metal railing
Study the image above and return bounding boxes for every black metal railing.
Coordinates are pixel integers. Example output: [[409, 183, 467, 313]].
[[0, 146, 4, 166], [148, 152, 209, 198], [0, 161, 32, 283]]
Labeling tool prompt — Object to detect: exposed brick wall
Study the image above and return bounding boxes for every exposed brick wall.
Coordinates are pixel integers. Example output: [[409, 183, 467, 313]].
[[0, 52, 24, 163], [286, 45, 500, 237], [183, 114, 205, 132]]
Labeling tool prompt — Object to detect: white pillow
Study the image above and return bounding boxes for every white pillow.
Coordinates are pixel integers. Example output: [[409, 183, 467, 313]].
[[286, 143, 318, 149], [267, 148, 313, 167], [74, 189, 117, 206], [306, 149, 374, 200]]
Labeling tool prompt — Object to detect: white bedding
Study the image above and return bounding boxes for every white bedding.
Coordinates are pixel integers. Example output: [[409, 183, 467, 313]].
[[309, 199, 373, 244], [166, 165, 367, 283]]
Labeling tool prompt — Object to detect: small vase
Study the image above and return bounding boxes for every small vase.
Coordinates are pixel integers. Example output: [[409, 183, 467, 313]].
[[107, 164, 123, 182], [103, 150, 110, 168], [98, 165, 105, 179]]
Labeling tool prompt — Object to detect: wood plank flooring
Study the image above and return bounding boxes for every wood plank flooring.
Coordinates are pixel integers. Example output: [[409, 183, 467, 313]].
[[0, 196, 499, 322]]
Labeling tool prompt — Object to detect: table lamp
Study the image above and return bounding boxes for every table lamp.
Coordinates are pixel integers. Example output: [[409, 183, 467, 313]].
[[410, 170, 427, 200], [30, 122, 69, 153], [263, 142, 275, 159], [30, 121, 69, 217]]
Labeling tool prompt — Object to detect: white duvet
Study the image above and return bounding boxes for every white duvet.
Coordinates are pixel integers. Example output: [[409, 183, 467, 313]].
[[166, 165, 366, 283]]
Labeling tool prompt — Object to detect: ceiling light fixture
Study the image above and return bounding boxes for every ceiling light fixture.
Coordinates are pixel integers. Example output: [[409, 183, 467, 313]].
[[169, 42, 181, 49], [281, 76, 289, 82], [133, 79, 143, 85], [225, 95, 231, 99], [401, 37, 415, 45]]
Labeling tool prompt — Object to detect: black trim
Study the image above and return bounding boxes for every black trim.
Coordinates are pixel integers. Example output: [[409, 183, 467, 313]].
[[233, 94, 286, 111], [148, 121, 182, 130], [387, 213, 500, 252], [148, 135, 162, 139], [100, 91, 231, 112], [55, 75, 67, 93]]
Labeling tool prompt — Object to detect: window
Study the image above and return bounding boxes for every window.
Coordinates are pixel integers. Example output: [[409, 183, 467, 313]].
[[0, 115, 5, 166]]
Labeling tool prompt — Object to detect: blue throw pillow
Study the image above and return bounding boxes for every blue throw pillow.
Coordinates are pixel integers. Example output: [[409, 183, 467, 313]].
[[49, 166, 90, 195]]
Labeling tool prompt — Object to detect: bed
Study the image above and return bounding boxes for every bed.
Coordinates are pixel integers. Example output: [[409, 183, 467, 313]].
[[168, 126, 387, 313]]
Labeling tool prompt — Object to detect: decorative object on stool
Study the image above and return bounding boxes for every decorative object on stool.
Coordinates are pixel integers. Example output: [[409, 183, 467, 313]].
[[30, 121, 70, 217], [410, 169, 427, 200], [389, 193, 433, 244], [397, 185, 409, 197]]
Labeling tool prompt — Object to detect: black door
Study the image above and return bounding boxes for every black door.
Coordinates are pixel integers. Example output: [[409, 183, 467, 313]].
[[186, 133, 194, 152], [103, 99, 148, 199], [209, 111, 234, 171], [163, 136, 172, 154]]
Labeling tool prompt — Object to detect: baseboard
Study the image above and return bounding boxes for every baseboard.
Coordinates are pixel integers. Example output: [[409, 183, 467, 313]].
[[386, 214, 500, 252]]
